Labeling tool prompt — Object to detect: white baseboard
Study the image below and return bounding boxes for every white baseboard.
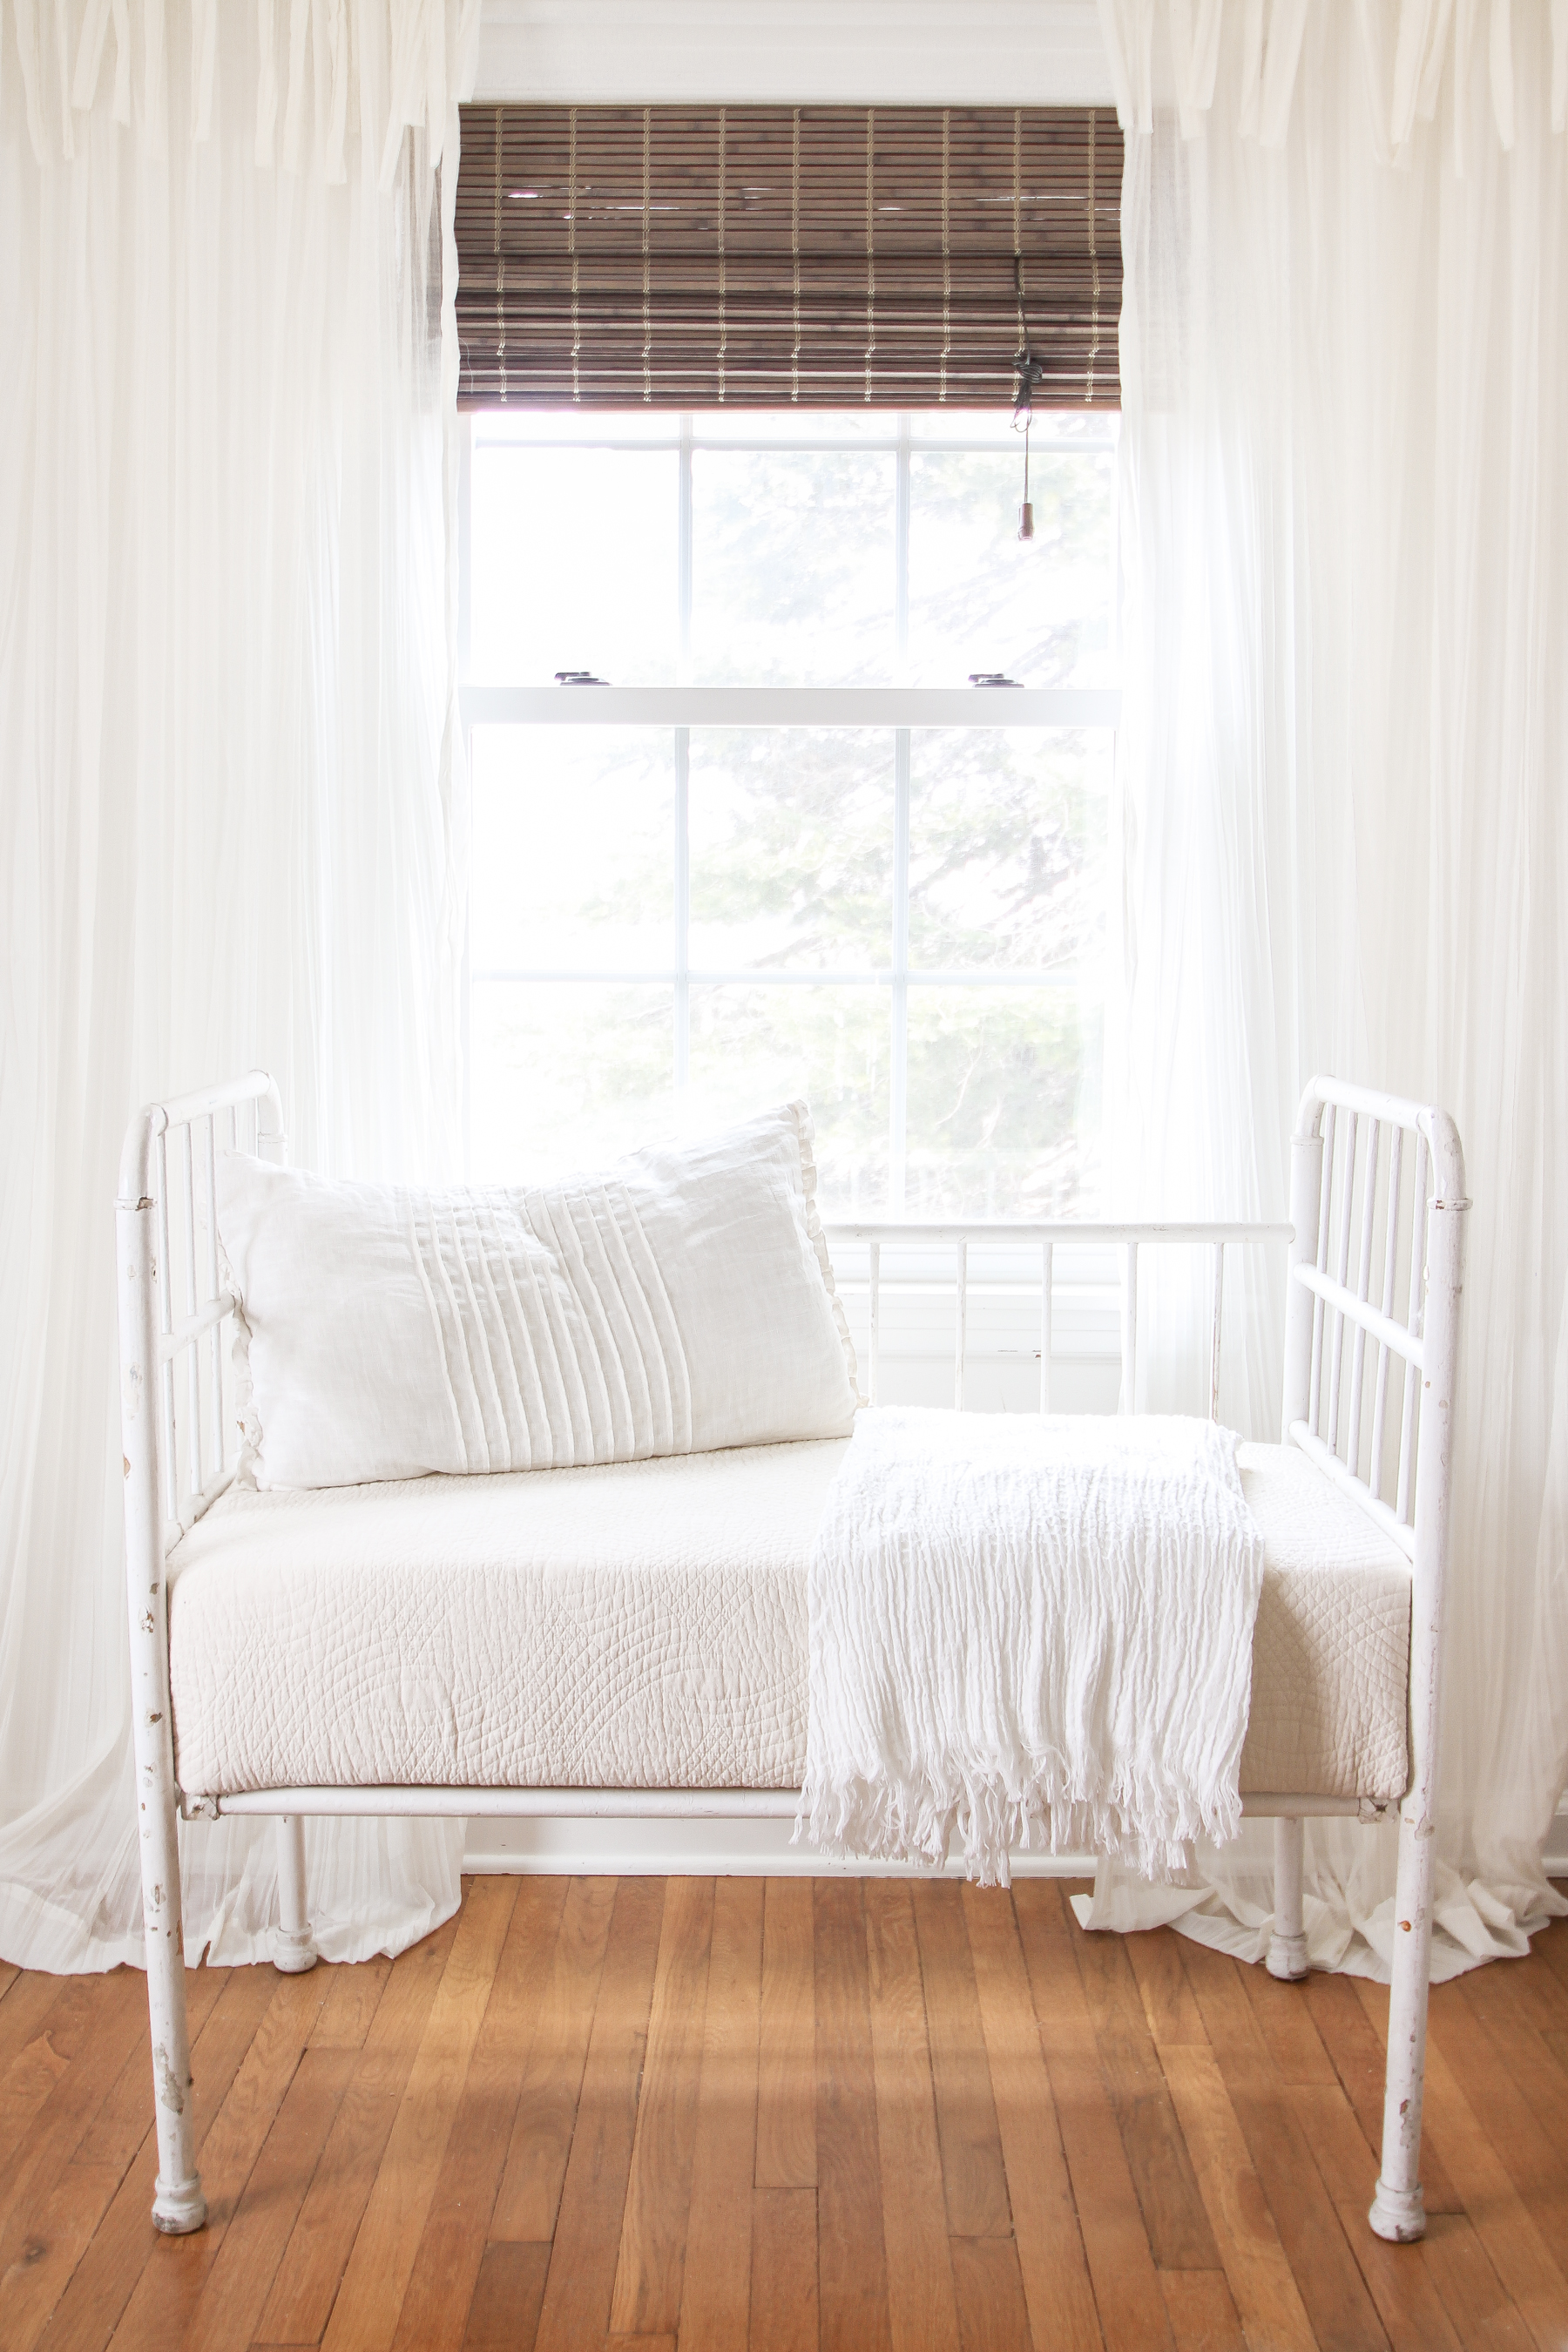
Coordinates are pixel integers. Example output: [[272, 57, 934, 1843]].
[[463, 1815, 1096, 1877], [1547, 1800, 1568, 1878], [465, 1802, 1568, 1879]]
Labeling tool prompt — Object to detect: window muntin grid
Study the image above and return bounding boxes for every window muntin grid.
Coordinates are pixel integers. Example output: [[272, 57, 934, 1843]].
[[463, 409, 1118, 1216]]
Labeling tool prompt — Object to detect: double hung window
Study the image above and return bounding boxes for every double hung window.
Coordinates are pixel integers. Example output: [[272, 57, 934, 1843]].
[[460, 405, 1119, 1215]]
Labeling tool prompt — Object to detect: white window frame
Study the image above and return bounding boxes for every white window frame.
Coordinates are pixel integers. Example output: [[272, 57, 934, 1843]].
[[457, 409, 1121, 1208]]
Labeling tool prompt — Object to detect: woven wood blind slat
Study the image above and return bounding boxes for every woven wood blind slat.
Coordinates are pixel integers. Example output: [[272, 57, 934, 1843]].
[[455, 102, 1121, 411]]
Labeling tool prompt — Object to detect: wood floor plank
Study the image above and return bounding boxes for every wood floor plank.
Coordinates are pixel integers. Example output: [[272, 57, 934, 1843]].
[[320, 1876, 519, 2352], [755, 1881, 816, 2191], [1287, 2079, 1466, 2352], [1419, 2213, 1538, 2352], [1179, 1937, 1389, 2352], [461, 2240, 550, 2352], [389, 1879, 570, 2352], [609, 1878, 715, 2336], [0, 1970, 150, 2257], [0, 1961, 20, 2005], [1449, 1969, 1568, 2174], [10, 1971, 159, 2193], [1304, 1969, 1465, 2215], [15, 1900, 1568, 2352], [310, 1958, 394, 2051], [182, 2045, 357, 2352], [71, 1967, 227, 2178], [960, 1886, 1101, 2352], [37, 1964, 272, 2352], [1123, 1926, 1208, 2050], [1012, 1881, 1173, 2352], [106, 1965, 334, 2351], [533, 1877, 666, 2352], [1157, 2270, 1247, 2352], [1072, 1925, 1220, 2272], [1239, 1954, 1339, 2088], [254, 1911, 462, 2349], [490, 1878, 618, 2245], [8, 1966, 234, 2352], [1157, 2044, 1317, 2352], [814, 1877, 894, 2352], [949, 2234, 1032, 2352], [1355, 1977, 1568, 2352], [0, 1972, 72, 2085], [1535, 1919, 1568, 2002], [0, 1969, 203, 2338], [909, 1882, 1010, 2239], [862, 1880, 962, 2352], [0, 1994, 73, 2132], [749, 2186, 817, 2352], [0, 2162, 125, 2352], [678, 1880, 764, 2352], [1512, 1949, 1568, 2028]]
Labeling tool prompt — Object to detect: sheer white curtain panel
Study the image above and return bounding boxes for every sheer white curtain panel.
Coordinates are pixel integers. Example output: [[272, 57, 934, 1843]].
[[1089, 0, 1568, 1979], [0, 3, 478, 1970]]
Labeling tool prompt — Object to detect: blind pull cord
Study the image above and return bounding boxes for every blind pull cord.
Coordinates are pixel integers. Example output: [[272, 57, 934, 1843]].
[[1013, 255, 1044, 542]]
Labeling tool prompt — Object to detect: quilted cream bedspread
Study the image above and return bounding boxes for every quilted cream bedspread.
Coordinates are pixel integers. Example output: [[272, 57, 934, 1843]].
[[166, 1436, 1410, 1805]]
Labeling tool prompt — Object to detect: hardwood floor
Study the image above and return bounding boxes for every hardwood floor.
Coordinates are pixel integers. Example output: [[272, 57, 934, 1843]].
[[3, 1879, 1568, 2351]]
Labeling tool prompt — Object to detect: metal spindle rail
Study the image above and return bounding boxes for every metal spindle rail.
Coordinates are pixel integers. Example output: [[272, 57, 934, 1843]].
[[820, 1219, 1294, 1420]]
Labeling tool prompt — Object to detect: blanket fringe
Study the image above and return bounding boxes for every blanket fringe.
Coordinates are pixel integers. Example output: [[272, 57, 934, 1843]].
[[794, 1763, 1244, 1890]]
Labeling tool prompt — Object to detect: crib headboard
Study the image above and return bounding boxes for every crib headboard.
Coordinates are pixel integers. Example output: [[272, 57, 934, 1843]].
[[118, 1064, 1466, 1583], [1281, 1077, 1468, 1569], [117, 1070, 285, 1558]]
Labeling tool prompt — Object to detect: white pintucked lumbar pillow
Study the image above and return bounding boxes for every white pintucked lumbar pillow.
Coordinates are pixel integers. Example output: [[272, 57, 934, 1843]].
[[216, 1102, 861, 1490]]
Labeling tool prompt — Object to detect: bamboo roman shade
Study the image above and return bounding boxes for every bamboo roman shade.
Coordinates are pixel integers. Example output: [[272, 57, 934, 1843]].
[[455, 105, 1121, 409]]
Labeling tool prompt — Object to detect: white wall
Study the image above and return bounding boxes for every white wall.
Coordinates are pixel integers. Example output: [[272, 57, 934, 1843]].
[[474, 0, 1116, 106]]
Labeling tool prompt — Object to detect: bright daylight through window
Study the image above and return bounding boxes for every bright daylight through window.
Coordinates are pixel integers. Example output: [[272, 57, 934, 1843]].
[[462, 406, 1119, 1215]]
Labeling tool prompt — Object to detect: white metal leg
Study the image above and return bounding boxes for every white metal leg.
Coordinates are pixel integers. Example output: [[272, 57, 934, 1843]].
[[1266, 1815, 1309, 1980], [1369, 1173, 1465, 2245], [139, 1767, 207, 2234], [118, 1188, 207, 2235], [1369, 1808, 1436, 2240], [274, 1815, 319, 1973]]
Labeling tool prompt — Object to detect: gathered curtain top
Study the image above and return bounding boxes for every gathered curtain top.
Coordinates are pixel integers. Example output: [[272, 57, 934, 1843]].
[[1098, 0, 1568, 158], [6, 0, 480, 182]]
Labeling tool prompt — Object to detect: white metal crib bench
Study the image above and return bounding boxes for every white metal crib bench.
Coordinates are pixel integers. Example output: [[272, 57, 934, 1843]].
[[117, 1071, 1465, 2247]]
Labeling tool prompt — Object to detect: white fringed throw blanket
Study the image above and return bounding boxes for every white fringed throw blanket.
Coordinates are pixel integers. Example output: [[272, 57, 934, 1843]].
[[796, 1409, 1266, 1886]]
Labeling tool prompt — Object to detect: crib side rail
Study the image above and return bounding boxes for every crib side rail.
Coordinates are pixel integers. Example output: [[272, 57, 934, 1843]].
[[118, 1071, 286, 1561], [1281, 1078, 1469, 1567], [821, 1218, 1292, 1419]]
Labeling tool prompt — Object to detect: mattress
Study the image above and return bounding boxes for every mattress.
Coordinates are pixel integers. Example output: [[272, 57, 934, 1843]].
[[166, 1436, 1411, 1807]]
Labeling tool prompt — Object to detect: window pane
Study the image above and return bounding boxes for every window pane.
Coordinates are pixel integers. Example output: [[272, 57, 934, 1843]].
[[470, 982, 674, 1182], [905, 986, 1099, 1217], [687, 729, 894, 974], [693, 409, 896, 443], [470, 727, 674, 975], [909, 407, 1118, 448], [907, 447, 1115, 686], [686, 984, 889, 1211], [908, 728, 1110, 976], [691, 449, 896, 684], [470, 445, 679, 683], [474, 411, 679, 445]]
